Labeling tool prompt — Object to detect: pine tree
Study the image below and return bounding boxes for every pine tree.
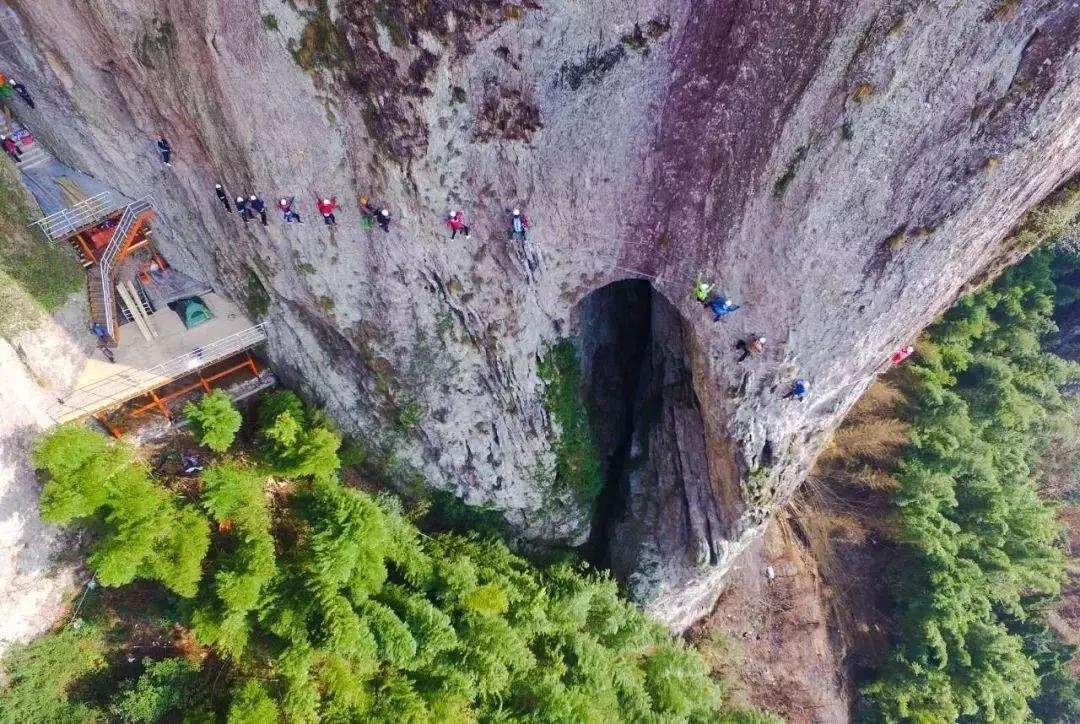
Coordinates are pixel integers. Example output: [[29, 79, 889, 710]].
[[184, 389, 242, 453]]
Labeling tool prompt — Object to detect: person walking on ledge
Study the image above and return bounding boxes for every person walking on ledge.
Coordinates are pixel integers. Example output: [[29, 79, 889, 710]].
[[508, 208, 529, 241], [736, 335, 765, 362], [9, 79, 34, 109], [156, 137, 173, 166], [377, 208, 392, 232], [250, 195, 268, 226], [446, 210, 471, 239], [317, 197, 338, 225], [278, 197, 302, 223], [783, 378, 808, 401], [215, 184, 232, 212], [2, 135, 22, 163]]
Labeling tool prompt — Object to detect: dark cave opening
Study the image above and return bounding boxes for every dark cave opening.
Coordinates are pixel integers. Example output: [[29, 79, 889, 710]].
[[576, 279, 657, 568]]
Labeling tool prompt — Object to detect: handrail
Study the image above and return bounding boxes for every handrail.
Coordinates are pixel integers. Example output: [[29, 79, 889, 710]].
[[29, 191, 112, 240], [47, 323, 267, 422], [98, 196, 153, 336]]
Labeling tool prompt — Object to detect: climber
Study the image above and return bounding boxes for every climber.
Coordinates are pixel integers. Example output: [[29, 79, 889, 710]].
[[8, 79, 34, 109], [317, 196, 338, 225], [377, 208, 391, 233], [214, 184, 232, 213], [235, 196, 250, 223], [891, 345, 915, 365], [708, 296, 740, 322], [277, 197, 302, 223], [783, 379, 808, 401], [1, 134, 22, 163], [0, 76, 12, 103], [693, 278, 714, 303], [250, 195, 268, 226], [359, 196, 377, 229], [156, 137, 173, 167], [508, 208, 530, 241], [735, 335, 765, 362], [91, 323, 115, 362], [446, 210, 471, 239]]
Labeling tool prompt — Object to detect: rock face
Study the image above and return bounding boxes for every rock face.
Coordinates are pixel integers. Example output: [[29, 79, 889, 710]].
[[1, 0, 1078, 629], [0, 294, 90, 651]]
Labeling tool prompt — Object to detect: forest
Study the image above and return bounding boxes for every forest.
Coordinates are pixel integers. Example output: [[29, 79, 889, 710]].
[[1, 389, 775, 723]]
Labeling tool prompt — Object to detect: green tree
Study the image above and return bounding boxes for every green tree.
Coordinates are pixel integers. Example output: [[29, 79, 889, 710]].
[[26, 395, 769, 723], [257, 390, 341, 479], [227, 679, 278, 723], [33, 426, 211, 596], [110, 657, 201, 723], [864, 249, 1076, 721], [0, 622, 106, 723], [185, 389, 242, 452]]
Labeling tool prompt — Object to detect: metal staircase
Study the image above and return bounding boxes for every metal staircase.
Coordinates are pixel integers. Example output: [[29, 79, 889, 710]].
[[17, 142, 48, 171], [90, 196, 155, 342]]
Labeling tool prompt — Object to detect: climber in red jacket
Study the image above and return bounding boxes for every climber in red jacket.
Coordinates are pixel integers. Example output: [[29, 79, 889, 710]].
[[1, 135, 22, 163], [317, 196, 338, 226], [891, 345, 915, 365], [446, 210, 471, 239]]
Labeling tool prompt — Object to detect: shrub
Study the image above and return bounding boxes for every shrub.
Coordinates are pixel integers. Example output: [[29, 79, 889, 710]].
[[185, 389, 242, 452], [537, 341, 603, 508], [110, 657, 201, 723], [0, 622, 107, 722]]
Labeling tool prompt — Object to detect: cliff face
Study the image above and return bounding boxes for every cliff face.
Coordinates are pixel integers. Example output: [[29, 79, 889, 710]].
[[1, 0, 1078, 628]]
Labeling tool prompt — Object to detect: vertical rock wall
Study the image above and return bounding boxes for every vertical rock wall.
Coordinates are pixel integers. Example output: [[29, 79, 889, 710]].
[[0, 0, 1076, 628]]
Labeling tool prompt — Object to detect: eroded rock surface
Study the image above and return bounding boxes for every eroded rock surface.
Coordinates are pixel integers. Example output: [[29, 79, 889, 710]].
[[0, 0, 1078, 629]]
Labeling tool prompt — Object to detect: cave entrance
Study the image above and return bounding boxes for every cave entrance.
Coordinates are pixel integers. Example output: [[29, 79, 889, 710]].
[[576, 278, 705, 572]]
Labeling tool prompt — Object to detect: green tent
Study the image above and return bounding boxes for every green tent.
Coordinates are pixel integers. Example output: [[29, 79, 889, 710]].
[[175, 297, 213, 328]]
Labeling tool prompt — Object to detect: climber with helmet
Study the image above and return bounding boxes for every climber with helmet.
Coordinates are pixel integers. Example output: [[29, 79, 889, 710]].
[[736, 335, 765, 362], [249, 195, 268, 226], [708, 296, 740, 322], [9, 79, 33, 109], [508, 208, 529, 241], [891, 345, 915, 365], [446, 210, 471, 239], [693, 278, 714, 303], [214, 184, 232, 213], [235, 196, 250, 223], [783, 379, 809, 401], [377, 208, 392, 233], [278, 197, 302, 223], [1, 134, 22, 163], [358, 196, 377, 229], [156, 137, 173, 167], [317, 196, 338, 225]]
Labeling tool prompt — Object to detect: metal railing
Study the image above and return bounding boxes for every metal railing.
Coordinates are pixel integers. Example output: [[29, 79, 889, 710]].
[[47, 323, 268, 423], [98, 196, 153, 336], [30, 191, 113, 240]]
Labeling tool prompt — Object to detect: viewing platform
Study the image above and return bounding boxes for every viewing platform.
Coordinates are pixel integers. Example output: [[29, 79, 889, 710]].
[[12, 124, 272, 433]]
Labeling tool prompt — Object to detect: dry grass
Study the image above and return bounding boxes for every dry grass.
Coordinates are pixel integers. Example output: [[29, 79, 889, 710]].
[[831, 419, 909, 465], [0, 156, 84, 338], [852, 83, 875, 103]]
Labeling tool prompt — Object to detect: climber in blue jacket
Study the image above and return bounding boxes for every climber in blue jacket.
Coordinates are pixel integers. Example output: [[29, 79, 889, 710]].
[[708, 296, 740, 321], [783, 379, 808, 401]]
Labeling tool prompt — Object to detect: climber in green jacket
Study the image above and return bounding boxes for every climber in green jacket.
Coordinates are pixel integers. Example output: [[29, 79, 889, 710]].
[[693, 278, 714, 303]]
